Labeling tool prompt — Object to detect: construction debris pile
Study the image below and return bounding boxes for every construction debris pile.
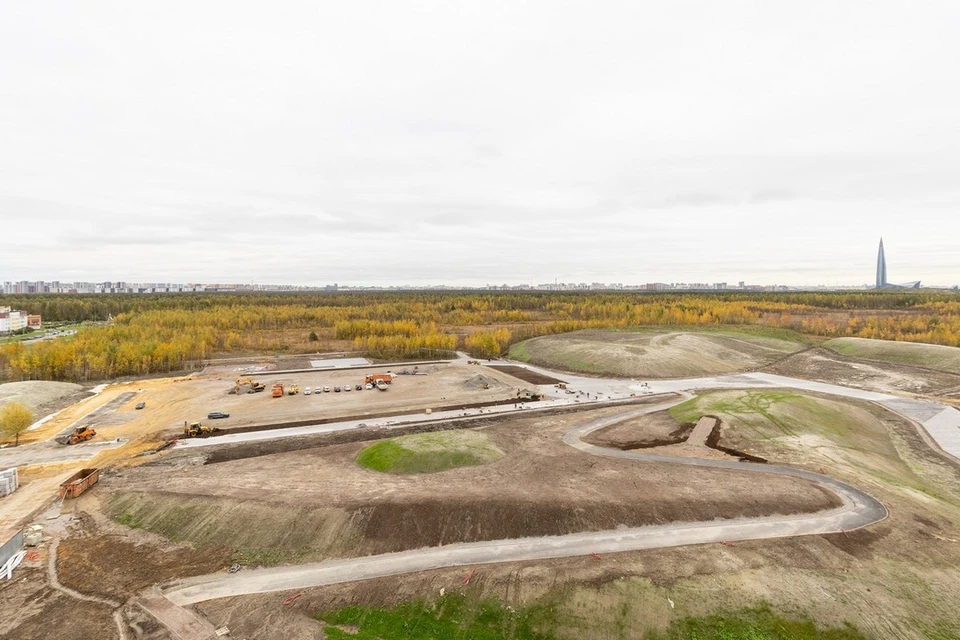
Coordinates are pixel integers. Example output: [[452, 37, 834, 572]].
[[463, 374, 499, 390]]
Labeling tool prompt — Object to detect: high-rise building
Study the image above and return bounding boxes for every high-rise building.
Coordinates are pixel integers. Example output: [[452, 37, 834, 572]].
[[875, 238, 920, 289], [876, 238, 888, 288]]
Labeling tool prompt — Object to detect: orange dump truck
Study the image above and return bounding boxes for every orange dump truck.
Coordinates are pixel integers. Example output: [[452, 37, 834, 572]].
[[272, 383, 284, 397], [364, 374, 392, 385]]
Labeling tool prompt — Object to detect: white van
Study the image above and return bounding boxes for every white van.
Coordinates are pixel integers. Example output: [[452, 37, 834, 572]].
[[304, 387, 311, 395]]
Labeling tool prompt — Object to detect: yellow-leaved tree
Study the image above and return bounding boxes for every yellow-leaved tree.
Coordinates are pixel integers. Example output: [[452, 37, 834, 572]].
[[0, 401, 34, 447]]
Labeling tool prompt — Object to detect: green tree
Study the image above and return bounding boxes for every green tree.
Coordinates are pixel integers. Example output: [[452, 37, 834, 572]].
[[0, 401, 34, 447], [309, 331, 319, 342]]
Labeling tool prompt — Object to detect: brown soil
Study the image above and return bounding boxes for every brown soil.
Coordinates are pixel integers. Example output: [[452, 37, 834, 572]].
[[99, 405, 840, 566], [0, 567, 118, 640], [486, 364, 566, 385], [583, 409, 694, 450], [56, 512, 233, 601], [202, 395, 674, 465], [204, 394, 541, 439]]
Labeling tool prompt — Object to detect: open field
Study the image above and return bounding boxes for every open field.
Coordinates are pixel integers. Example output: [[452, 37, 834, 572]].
[[508, 328, 807, 378], [825, 336, 960, 375], [5, 334, 960, 638]]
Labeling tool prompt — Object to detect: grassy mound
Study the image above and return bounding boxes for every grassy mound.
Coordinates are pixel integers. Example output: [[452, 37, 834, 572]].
[[356, 430, 504, 474], [824, 337, 960, 374], [508, 327, 806, 378]]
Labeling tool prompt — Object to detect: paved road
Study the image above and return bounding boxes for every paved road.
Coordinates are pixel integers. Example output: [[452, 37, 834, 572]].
[[164, 394, 888, 606]]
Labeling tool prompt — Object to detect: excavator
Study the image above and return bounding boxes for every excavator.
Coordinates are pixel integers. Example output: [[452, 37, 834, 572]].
[[183, 421, 221, 438], [234, 378, 266, 394], [55, 426, 97, 445]]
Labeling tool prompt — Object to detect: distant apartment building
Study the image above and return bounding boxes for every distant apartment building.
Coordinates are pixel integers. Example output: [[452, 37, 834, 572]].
[[0, 307, 29, 335]]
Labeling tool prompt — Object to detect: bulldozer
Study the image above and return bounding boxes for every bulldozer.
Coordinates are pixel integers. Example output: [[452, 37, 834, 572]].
[[55, 426, 96, 445], [287, 384, 300, 395], [234, 378, 266, 394], [183, 421, 220, 438]]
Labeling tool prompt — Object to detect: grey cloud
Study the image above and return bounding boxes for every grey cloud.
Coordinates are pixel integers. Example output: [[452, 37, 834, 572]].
[[2, 1, 960, 286]]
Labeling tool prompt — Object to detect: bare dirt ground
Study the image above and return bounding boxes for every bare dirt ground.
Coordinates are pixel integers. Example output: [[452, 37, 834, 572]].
[[764, 347, 960, 396], [583, 406, 692, 450], [0, 566, 118, 640], [185, 394, 960, 640], [87, 405, 838, 570], [513, 329, 805, 379], [143, 361, 529, 439], [57, 507, 233, 602], [486, 364, 566, 385]]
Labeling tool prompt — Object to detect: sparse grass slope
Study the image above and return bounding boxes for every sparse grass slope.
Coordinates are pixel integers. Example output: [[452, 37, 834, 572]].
[[508, 327, 806, 378], [669, 389, 958, 503], [108, 491, 361, 565], [356, 430, 504, 474], [824, 337, 960, 374], [316, 595, 867, 640]]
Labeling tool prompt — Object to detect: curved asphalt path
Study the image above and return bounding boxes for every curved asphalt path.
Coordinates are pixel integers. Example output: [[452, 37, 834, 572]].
[[164, 394, 887, 606]]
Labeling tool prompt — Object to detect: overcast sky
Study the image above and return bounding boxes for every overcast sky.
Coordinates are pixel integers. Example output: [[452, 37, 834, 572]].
[[2, 1, 958, 287]]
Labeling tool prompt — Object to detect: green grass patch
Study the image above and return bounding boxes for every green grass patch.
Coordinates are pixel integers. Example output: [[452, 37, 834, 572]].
[[316, 593, 556, 640], [356, 430, 504, 474], [646, 604, 866, 640], [508, 341, 531, 362], [315, 596, 865, 640], [114, 512, 141, 529]]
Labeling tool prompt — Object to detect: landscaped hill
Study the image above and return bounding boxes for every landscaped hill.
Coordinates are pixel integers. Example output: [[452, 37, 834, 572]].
[[508, 328, 806, 378]]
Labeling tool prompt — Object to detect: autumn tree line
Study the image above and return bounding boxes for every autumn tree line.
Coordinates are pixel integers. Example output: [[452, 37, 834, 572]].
[[1, 291, 960, 382]]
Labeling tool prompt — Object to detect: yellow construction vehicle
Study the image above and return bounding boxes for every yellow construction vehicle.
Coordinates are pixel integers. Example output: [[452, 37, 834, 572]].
[[55, 426, 97, 445], [235, 378, 266, 394], [183, 421, 221, 438], [287, 384, 300, 395]]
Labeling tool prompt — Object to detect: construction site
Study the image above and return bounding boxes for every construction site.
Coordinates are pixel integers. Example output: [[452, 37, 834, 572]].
[[2, 333, 960, 639]]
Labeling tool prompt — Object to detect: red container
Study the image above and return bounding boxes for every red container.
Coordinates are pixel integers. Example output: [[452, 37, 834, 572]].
[[59, 468, 100, 499]]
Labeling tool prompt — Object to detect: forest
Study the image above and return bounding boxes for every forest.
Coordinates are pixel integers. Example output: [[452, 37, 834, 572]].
[[2, 290, 960, 382]]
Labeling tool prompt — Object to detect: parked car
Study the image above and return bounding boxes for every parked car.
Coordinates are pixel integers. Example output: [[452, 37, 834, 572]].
[[304, 387, 311, 395], [323, 386, 331, 393], [334, 386, 341, 392], [355, 384, 363, 391], [365, 383, 374, 390], [343, 384, 352, 392], [207, 411, 230, 419], [135, 401, 146, 410]]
